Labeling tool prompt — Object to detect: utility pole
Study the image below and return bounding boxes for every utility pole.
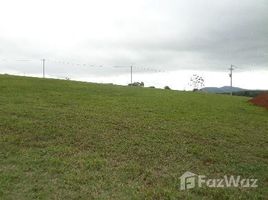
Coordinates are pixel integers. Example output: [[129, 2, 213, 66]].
[[130, 65, 133, 84], [42, 59, 45, 78], [229, 65, 235, 96]]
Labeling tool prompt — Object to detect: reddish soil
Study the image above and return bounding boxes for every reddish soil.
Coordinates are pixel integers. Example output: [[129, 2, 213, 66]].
[[249, 93, 268, 109]]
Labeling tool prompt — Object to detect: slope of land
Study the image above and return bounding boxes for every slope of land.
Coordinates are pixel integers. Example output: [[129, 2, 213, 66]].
[[0, 75, 267, 199]]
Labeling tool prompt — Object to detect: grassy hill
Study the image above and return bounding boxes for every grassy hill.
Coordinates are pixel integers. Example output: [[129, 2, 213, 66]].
[[0, 75, 267, 199]]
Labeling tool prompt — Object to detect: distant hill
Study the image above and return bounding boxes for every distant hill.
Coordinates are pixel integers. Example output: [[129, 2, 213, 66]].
[[201, 86, 268, 97], [201, 86, 245, 93]]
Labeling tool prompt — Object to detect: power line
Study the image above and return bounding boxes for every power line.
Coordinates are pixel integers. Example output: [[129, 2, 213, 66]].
[[1, 57, 165, 84], [112, 65, 133, 84]]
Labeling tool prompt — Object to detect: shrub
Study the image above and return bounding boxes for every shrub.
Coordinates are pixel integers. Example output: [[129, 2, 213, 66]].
[[164, 86, 171, 90], [128, 82, 144, 87]]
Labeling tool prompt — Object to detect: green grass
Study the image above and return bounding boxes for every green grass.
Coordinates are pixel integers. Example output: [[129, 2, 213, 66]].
[[0, 74, 267, 199]]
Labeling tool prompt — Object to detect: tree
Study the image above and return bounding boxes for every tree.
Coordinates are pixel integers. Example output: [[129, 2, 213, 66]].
[[189, 74, 205, 91], [164, 86, 171, 90]]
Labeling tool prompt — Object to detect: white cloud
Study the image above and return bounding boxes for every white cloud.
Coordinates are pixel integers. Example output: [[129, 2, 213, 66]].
[[0, 0, 267, 89]]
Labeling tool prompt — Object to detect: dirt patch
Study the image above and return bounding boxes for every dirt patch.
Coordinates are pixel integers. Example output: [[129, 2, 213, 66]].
[[249, 93, 268, 109]]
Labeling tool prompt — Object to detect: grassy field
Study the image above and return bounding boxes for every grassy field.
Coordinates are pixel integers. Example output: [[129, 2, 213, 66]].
[[0, 74, 267, 199]]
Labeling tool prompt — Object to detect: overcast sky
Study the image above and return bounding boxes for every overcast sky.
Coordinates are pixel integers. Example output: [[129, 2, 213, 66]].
[[0, 0, 267, 89]]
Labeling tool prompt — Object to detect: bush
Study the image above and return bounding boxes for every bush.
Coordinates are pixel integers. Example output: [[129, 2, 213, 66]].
[[164, 86, 171, 90], [128, 82, 144, 87]]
